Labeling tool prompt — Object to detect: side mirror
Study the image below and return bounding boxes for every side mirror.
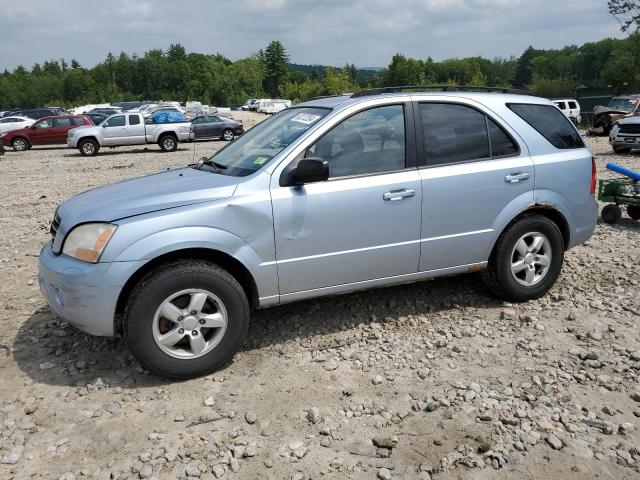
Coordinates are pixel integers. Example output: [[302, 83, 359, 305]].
[[292, 158, 329, 185]]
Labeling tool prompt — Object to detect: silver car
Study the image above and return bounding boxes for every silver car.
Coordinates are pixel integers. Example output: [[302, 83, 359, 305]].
[[38, 88, 597, 379]]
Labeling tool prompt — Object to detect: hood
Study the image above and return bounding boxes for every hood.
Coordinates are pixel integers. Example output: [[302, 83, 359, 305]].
[[593, 105, 631, 117], [57, 167, 239, 228], [616, 115, 640, 126], [68, 125, 99, 135]]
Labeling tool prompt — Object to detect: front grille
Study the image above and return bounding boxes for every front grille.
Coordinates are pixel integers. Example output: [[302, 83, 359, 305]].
[[50, 213, 61, 240], [619, 123, 640, 134]]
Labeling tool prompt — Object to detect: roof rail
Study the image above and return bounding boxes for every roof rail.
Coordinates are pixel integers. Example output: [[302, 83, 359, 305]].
[[351, 85, 529, 98]]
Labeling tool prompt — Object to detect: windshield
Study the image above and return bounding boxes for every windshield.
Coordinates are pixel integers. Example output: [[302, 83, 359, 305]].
[[608, 97, 637, 112], [198, 107, 330, 176]]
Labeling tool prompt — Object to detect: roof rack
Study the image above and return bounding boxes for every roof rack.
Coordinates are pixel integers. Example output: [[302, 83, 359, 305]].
[[351, 85, 529, 98]]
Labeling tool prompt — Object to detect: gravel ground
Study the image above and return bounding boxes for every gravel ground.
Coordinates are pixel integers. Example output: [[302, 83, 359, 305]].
[[0, 124, 639, 479]]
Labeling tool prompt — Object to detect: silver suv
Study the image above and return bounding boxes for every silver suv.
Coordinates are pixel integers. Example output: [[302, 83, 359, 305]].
[[38, 88, 598, 379]]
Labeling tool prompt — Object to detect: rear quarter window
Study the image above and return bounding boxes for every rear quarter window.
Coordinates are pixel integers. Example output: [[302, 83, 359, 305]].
[[508, 103, 584, 149]]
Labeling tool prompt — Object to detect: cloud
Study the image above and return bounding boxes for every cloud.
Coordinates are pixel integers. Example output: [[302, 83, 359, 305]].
[[0, 0, 624, 71]]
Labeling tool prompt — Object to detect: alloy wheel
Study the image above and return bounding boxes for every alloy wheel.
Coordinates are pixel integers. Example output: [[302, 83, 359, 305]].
[[152, 289, 228, 359], [510, 232, 552, 286]]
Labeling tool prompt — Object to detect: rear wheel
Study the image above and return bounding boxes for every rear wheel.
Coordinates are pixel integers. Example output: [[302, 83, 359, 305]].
[[222, 129, 234, 141], [11, 137, 29, 152], [601, 204, 622, 224], [159, 134, 178, 152], [483, 215, 564, 302], [125, 260, 250, 379], [78, 138, 99, 156], [627, 205, 640, 220]]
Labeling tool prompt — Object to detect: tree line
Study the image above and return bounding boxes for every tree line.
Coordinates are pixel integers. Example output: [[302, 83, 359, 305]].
[[1, 34, 640, 110]]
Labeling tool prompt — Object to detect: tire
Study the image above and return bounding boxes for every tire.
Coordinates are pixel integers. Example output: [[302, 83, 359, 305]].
[[601, 204, 622, 224], [125, 260, 250, 380], [482, 214, 564, 302], [613, 146, 631, 154], [158, 134, 177, 152], [627, 205, 640, 220], [11, 137, 29, 152], [222, 129, 234, 141], [78, 138, 99, 156]]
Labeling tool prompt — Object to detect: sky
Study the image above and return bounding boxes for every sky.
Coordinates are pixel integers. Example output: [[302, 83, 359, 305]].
[[0, 0, 626, 71]]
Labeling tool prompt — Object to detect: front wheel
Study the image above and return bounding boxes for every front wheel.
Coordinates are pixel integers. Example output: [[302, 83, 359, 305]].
[[627, 205, 640, 221], [602, 204, 622, 224], [222, 129, 234, 141], [11, 137, 29, 152], [125, 260, 250, 379], [78, 139, 99, 156], [158, 135, 178, 152], [483, 215, 564, 302]]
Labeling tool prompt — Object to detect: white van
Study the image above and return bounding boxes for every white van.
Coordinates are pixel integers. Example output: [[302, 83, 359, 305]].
[[552, 99, 581, 124], [257, 99, 292, 114]]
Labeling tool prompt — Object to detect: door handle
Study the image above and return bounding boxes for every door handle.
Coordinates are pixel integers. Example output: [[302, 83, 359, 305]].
[[383, 189, 416, 201], [504, 172, 531, 183]]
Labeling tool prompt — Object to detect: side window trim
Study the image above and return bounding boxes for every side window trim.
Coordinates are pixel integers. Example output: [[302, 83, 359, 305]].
[[414, 100, 521, 169]]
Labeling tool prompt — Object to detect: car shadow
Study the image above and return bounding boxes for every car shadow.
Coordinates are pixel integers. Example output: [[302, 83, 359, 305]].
[[61, 147, 192, 157], [597, 217, 640, 230], [12, 274, 502, 388]]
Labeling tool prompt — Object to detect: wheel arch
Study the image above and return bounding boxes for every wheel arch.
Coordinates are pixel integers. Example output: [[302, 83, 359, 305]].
[[77, 136, 99, 147], [12, 136, 30, 148], [488, 205, 571, 264], [114, 247, 259, 335]]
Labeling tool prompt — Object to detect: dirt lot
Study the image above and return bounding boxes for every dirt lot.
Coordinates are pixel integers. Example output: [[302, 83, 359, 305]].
[[0, 121, 639, 479]]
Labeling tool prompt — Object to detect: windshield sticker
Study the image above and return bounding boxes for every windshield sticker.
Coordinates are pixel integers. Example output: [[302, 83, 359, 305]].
[[253, 156, 271, 166], [291, 113, 321, 125]]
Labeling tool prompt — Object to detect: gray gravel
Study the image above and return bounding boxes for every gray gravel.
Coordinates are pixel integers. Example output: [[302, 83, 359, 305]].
[[0, 129, 638, 479]]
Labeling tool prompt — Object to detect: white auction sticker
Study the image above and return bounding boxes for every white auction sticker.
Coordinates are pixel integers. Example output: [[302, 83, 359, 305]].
[[291, 113, 321, 125]]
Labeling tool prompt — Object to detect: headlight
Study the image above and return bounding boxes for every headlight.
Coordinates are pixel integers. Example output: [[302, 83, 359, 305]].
[[62, 223, 117, 263]]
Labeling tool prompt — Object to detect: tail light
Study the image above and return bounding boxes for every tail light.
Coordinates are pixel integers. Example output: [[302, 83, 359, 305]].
[[190, 125, 194, 133], [590, 156, 597, 195]]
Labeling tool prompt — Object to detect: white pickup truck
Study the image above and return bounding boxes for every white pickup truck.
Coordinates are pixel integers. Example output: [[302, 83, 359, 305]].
[[67, 112, 194, 156]]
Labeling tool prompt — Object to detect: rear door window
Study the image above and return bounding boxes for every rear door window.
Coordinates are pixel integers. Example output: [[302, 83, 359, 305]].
[[129, 115, 141, 125], [53, 118, 72, 127], [508, 103, 584, 149], [555, 102, 566, 110], [568, 101, 578, 109], [420, 103, 490, 165], [71, 117, 85, 126]]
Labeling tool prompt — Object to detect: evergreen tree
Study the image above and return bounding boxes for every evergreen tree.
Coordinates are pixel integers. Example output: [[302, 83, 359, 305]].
[[262, 41, 289, 97]]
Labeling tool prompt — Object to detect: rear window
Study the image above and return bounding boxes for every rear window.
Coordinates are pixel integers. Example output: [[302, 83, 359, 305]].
[[508, 103, 584, 149]]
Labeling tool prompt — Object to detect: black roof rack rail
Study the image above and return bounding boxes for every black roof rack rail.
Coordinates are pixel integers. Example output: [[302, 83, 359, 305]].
[[351, 85, 529, 98]]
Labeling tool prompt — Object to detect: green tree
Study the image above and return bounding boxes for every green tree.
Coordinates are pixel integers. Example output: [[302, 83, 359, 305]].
[[261, 41, 289, 97], [609, 0, 640, 34]]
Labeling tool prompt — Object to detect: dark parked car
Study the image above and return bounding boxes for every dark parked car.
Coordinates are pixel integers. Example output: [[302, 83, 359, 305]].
[[7, 108, 65, 120], [1, 115, 92, 151], [111, 101, 154, 111], [89, 108, 123, 116], [191, 115, 244, 141], [85, 112, 109, 125]]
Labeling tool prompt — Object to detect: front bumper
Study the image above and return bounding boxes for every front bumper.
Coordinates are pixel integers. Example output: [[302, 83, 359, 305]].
[[38, 242, 143, 336], [609, 131, 640, 148]]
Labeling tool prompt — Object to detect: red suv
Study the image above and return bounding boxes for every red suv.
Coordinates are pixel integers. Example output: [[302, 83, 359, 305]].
[[1, 115, 92, 151]]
